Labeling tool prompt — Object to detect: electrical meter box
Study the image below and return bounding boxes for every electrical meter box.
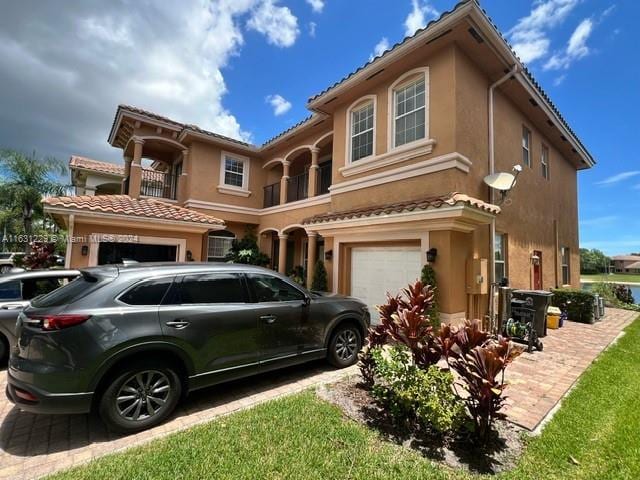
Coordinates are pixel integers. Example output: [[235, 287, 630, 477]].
[[466, 258, 488, 294]]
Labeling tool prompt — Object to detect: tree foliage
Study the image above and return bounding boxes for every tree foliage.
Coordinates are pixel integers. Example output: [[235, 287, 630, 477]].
[[580, 248, 610, 274], [224, 226, 270, 266], [311, 259, 328, 291]]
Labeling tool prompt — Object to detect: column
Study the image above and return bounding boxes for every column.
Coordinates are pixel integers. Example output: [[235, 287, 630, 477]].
[[306, 231, 318, 287], [278, 233, 288, 274], [279, 161, 290, 205], [128, 138, 144, 199], [122, 156, 132, 194], [177, 148, 190, 204], [308, 147, 319, 197]]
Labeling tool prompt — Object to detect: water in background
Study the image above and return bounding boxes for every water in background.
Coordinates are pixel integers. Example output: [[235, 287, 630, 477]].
[[581, 283, 640, 305]]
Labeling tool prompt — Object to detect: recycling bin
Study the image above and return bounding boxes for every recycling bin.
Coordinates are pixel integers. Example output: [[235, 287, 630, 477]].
[[511, 289, 554, 337]]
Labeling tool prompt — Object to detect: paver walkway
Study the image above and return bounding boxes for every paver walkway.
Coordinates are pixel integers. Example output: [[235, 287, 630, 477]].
[[0, 308, 636, 479], [503, 307, 637, 431], [0, 361, 356, 480]]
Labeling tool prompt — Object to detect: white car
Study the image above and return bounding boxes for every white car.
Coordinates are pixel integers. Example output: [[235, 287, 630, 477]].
[[0, 252, 22, 274]]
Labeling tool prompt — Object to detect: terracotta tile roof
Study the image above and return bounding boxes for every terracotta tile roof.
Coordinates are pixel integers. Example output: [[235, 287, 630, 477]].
[[302, 192, 500, 225], [627, 261, 640, 270], [69, 156, 125, 176], [612, 255, 640, 261], [44, 195, 224, 226]]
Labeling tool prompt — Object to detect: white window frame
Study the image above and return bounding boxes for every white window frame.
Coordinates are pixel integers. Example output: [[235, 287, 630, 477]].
[[218, 151, 251, 196], [495, 233, 507, 282], [345, 95, 377, 164], [388, 67, 429, 151], [541, 144, 550, 180], [522, 126, 531, 167], [561, 246, 570, 286], [207, 232, 236, 262]]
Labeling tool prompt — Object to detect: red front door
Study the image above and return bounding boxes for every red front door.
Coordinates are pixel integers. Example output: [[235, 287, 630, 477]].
[[533, 250, 543, 290]]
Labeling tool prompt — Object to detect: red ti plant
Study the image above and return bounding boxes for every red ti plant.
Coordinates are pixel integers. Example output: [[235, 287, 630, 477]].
[[438, 321, 521, 441]]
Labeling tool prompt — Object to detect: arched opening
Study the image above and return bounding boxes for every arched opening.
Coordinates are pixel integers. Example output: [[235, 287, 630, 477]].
[[263, 162, 283, 208], [285, 149, 311, 203], [314, 133, 333, 195], [273, 226, 325, 287]]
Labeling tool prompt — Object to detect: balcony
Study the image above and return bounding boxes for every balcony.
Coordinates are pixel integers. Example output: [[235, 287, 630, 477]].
[[263, 181, 280, 208], [287, 171, 308, 203], [140, 169, 177, 200], [317, 162, 332, 195]]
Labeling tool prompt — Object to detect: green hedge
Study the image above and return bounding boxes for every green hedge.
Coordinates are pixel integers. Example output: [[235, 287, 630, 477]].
[[551, 288, 596, 324]]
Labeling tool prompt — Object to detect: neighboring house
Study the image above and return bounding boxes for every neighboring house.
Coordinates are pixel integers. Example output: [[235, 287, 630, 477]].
[[611, 255, 640, 274], [45, 1, 594, 323]]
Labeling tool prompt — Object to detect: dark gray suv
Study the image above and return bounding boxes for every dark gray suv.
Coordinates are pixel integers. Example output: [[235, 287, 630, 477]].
[[6, 263, 369, 432]]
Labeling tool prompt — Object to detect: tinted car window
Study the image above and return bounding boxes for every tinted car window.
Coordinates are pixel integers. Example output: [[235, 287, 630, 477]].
[[21, 278, 66, 300], [247, 274, 305, 302], [0, 280, 21, 300], [32, 275, 112, 308], [177, 273, 246, 304], [119, 277, 173, 305]]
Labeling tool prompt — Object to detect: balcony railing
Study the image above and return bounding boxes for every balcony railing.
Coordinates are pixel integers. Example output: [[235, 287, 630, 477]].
[[122, 177, 130, 196], [287, 172, 308, 203], [317, 162, 332, 195], [140, 169, 177, 200], [263, 181, 280, 208]]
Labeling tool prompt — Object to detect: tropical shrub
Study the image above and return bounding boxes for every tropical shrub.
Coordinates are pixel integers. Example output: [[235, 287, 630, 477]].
[[370, 345, 465, 434], [22, 242, 57, 269], [225, 227, 270, 266], [551, 288, 595, 323], [420, 264, 440, 326], [311, 259, 328, 291], [289, 265, 305, 286], [613, 284, 635, 305]]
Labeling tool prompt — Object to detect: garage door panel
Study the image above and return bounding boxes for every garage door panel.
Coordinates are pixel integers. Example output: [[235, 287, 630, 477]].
[[351, 246, 422, 323]]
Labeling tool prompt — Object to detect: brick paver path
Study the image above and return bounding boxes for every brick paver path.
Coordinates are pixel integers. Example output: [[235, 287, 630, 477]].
[[503, 307, 638, 431], [0, 360, 356, 480], [0, 308, 636, 479]]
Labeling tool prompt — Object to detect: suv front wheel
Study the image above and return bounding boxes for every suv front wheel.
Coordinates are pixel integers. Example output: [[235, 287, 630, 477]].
[[99, 362, 182, 433], [327, 324, 362, 368]]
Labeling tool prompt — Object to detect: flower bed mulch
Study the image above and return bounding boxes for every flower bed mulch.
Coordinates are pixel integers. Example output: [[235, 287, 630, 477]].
[[317, 375, 527, 474]]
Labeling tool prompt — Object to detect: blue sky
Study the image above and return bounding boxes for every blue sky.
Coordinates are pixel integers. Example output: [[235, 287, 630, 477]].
[[0, 0, 637, 255]]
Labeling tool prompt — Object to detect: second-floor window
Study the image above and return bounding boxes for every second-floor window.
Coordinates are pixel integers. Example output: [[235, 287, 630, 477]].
[[394, 77, 426, 147], [522, 126, 531, 167], [351, 101, 375, 161], [220, 152, 250, 191], [541, 144, 550, 180]]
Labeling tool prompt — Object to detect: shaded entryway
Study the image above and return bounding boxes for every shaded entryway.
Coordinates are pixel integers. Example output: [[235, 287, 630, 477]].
[[98, 242, 177, 265]]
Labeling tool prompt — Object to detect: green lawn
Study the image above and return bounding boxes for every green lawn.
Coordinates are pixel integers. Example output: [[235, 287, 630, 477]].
[[581, 273, 640, 284], [51, 316, 640, 480]]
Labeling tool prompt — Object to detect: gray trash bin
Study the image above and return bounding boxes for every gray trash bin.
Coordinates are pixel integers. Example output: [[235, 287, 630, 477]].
[[511, 290, 554, 337]]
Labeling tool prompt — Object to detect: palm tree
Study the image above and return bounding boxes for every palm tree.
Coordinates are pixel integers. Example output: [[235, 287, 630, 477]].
[[0, 150, 67, 252]]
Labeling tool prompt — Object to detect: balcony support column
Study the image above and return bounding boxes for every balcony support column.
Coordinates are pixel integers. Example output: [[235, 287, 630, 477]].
[[177, 148, 190, 204], [306, 231, 318, 287], [277, 233, 288, 274], [279, 161, 290, 205], [308, 147, 319, 198], [128, 138, 144, 199]]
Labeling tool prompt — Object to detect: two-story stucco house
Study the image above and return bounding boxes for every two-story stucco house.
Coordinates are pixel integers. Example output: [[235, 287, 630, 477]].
[[45, 1, 594, 323]]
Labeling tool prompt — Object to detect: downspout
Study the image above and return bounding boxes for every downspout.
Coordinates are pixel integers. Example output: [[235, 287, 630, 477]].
[[488, 64, 520, 328]]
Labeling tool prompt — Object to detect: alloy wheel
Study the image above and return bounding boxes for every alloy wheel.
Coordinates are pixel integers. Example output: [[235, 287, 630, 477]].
[[115, 370, 171, 421], [335, 329, 358, 361]]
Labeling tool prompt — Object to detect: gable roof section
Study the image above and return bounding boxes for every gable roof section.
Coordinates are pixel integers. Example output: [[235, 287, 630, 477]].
[[70, 156, 125, 176], [44, 195, 224, 227], [302, 192, 499, 225]]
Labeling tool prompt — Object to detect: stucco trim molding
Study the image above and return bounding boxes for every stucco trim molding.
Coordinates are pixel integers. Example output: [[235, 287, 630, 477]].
[[184, 193, 331, 216], [330, 151, 471, 196], [216, 185, 252, 197], [440, 312, 467, 324], [339, 137, 436, 177]]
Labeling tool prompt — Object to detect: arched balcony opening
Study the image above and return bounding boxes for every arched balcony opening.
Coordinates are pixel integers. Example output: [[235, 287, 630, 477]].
[[263, 162, 283, 208], [286, 150, 312, 203]]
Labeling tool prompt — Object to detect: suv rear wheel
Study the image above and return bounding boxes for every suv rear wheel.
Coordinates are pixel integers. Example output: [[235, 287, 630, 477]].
[[99, 361, 182, 433], [327, 324, 362, 368]]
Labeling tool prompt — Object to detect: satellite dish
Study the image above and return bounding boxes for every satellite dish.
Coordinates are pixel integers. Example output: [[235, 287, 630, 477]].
[[483, 172, 517, 191]]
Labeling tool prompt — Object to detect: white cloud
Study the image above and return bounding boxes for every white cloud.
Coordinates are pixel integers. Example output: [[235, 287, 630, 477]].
[[553, 74, 567, 86], [544, 18, 593, 70], [370, 37, 390, 61], [309, 21, 317, 37], [0, 0, 302, 162], [595, 171, 640, 186], [266, 94, 292, 116], [247, 0, 300, 48], [306, 0, 324, 13], [508, 0, 580, 63], [404, 0, 439, 37]]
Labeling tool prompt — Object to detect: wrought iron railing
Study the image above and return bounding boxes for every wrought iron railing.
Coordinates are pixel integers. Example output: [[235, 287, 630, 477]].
[[263, 182, 280, 208], [287, 172, 308, 203], [317, 162, 332, 195], [140, 170, 177, 200]]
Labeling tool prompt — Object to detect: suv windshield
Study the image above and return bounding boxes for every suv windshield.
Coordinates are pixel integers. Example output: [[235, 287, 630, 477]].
[[32, 274, 113, 308]]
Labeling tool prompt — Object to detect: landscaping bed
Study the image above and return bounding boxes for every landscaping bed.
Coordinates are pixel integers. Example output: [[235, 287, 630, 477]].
[[317, 375, 526, 474]]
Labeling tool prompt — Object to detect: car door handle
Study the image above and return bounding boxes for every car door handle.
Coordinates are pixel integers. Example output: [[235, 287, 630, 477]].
[[1, 304, 24, 310], [260, 315, 277, 324], [165, 320, 190, 329]]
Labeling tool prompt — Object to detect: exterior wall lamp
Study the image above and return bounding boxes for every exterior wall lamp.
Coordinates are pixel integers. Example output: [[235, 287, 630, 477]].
[[426, 248, 437, 263], [325, 249, 333, 261], [81, 245, 88, 256]]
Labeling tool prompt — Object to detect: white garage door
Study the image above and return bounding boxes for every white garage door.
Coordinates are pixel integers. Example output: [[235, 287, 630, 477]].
[[351, 246, 422, 323]]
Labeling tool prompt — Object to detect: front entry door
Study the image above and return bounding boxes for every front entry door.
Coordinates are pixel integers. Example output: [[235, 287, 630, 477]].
[[533, 250, 543, 290]]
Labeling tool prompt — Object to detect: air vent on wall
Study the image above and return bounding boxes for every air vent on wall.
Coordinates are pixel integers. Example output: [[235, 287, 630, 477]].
[[547, 120, 554, 127], [560, 135, 568, 142], [529, 98, 539, 107], [468, 27, 484, 44], [323, 96, 338, 106], [366, 69, 385, 81]]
